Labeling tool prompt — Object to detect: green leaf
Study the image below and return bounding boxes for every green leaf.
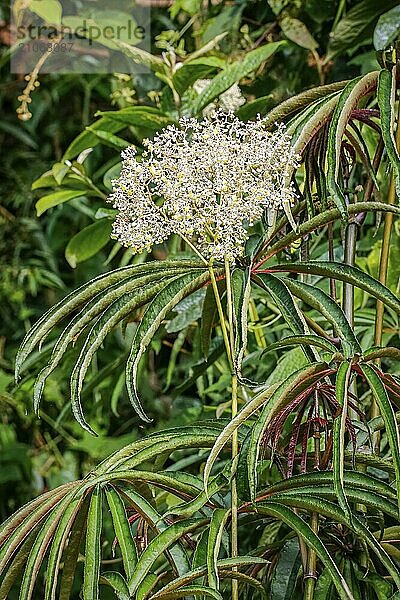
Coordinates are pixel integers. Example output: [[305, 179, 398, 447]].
[[105, 487, 137, 578], [327, 0, 399, 58], [70, 277, 176, 433], [262, 470, 396, 500], [128, 519, 206, 595], [44, 496, 84, 600], [101, 572, 130, 600], [63, 118, 124, 160], [283, 279, 361, 357], [288, 94, 340, 153], [125, 271, 210, 422], [32, 269, 186, 412], [262, 335, 338, 358], [326, 72, 379, 219], [263, 494, 400, 587], [377, 67, 400, 198], [172, 57, 223, 96], [18, 491, 76, 600], [59, 501, 89, 600], [232, 268, 251, 373], [193, 42, 286, 114], [16, 259, 203, 380], [256, 503, 354, 600], [361, 364, 400, 515], [96, 423, 225, 474], [85, 127, 130, 150], [271, 538, 301, 600], [36, 189, 88, 216], [65, 219, 113, 268], [267, 261, 400, 315], [362, 346, 400, 362], [207, 509, 230, 589], [151, 586, 223, 600], [333, 361, 353, 523], [204, 363, 328, 498], [244, 363, 330, 500], [112, 41, 168, 74], [374, 6, 400, 49], [251, 274, 308, 339], [280, 16, 318, 50], [149, 557, 269, 599], [118, 483, 192, 578], [29, 0, 62, 23], [263, 81, 348, 129], [103, 162, 122, 191], [0, 533, 36, 600], [137, 574, 158, 600], [0, 483, 77, 576], [83, 485, 103, 600], [52, 162, 70, 184], [200, 282, 220, 357], [95, 106, 171, 129], [169, 471, 228, 519]]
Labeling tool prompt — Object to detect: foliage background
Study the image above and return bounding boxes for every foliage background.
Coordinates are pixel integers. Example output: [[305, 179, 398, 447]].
[[1, 1, 400, 598]]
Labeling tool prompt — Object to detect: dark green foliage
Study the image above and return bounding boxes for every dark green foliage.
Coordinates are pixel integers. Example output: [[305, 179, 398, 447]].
[[1, 1, 400, 599]]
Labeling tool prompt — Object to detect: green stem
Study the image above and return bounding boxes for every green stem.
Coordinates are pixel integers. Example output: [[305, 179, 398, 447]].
[[208, 261, 232, 369], [303, 513, 318, 600], [303, 405, 320, 600], [224, 258, 239, 600], [209, 258, 238, 600], [224, 257, 239, 600]]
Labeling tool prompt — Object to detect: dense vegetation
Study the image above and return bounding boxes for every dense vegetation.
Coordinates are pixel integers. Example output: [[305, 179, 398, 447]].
[[1, 1, 400, 598]]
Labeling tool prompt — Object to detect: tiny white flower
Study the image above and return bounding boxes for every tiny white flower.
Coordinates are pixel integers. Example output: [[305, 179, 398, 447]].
[[109, 110, 299, 262]]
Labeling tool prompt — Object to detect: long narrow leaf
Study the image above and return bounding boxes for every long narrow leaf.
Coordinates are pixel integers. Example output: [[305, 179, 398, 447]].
[[333, 361, 353, 522], [70, 278, 177, 432], [106, 487, 137, 579], [125, 271, 210, 422], [267, 262, 400, 314], [262, 335, 339, 357], [15, 260, 203, 378], [128, 519, 207, 595], [83, 485, 103, 600], [33, 269, 185, 409], [255, 503, 354, 600], [361, 364, 400, 515], [207, 509, 230, 590], [326, 72, 379, 218], [149, 557, 268, 599], [377, 67, 400, 196], [284, 279, 361, 357]]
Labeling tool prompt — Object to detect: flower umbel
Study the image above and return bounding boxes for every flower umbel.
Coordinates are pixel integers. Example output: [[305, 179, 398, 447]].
[[109, 110, 299, 262]]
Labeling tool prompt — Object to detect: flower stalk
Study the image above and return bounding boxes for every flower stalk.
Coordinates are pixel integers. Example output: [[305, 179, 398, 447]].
[[209, 258, 239, 600]]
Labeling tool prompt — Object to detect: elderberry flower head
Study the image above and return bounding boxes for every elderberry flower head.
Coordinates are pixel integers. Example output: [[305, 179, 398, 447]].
[[109, 110, 299, 262]]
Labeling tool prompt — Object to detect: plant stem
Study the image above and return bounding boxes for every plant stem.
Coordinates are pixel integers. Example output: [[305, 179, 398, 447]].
[[208, 259, 238, 599], [208, 262, 232, 369], [303, 402, 320, 600], [373, 96, 400, 443], [224, 257, 239, 600], [303, 512, 318, 600], [249, 298, 266, 349]]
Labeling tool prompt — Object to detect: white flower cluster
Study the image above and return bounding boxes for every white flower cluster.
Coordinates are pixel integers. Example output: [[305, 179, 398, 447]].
[[193, 79, 246, 116], [109, 111, 299, 262]]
